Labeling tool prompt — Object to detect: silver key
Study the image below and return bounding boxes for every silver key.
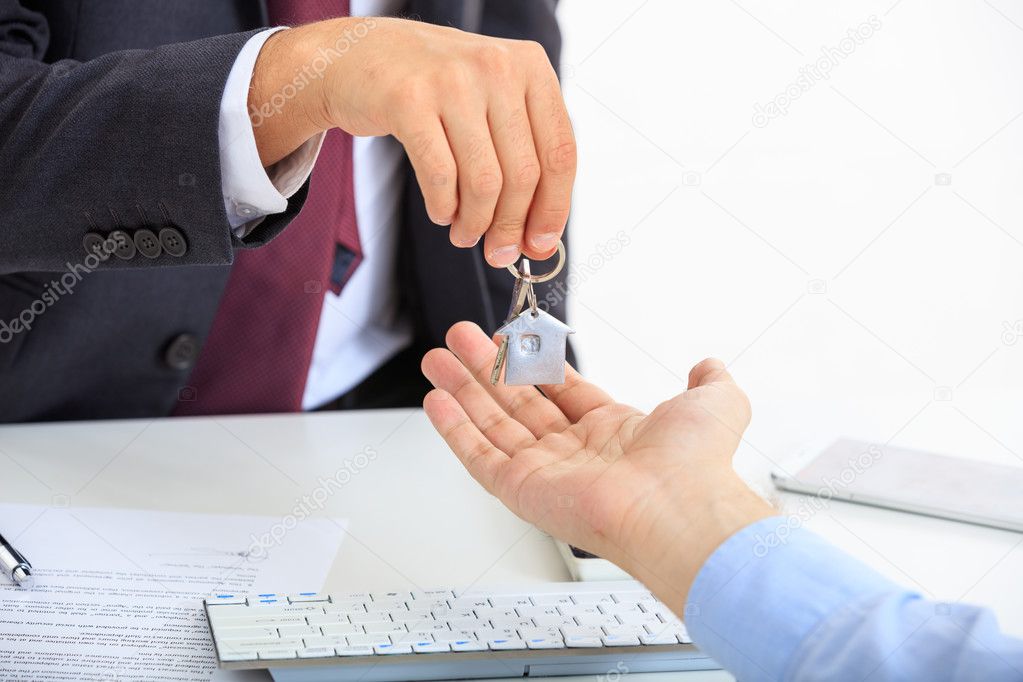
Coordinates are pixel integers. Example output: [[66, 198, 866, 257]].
[[491, 241, 572, 386], [491, 261, 530, 384]]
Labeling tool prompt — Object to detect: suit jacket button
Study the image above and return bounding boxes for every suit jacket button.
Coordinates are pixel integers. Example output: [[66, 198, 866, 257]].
[[159, 227, 187, 257], [164, 333, 200, 370], [134, 229, 162, 258], [109, 230, 136, 260], [82, 232, 105, 255]]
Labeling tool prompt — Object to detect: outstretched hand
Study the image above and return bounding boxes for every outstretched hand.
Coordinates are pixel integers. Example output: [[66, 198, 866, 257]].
[[421, 322, 775, 608]]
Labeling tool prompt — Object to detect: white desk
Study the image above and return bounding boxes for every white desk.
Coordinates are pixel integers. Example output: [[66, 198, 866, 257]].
[[1, 398, 1020, 681]]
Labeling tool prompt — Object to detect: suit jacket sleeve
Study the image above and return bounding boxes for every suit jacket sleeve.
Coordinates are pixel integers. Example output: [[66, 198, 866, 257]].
[[0, 0, 300, 275]]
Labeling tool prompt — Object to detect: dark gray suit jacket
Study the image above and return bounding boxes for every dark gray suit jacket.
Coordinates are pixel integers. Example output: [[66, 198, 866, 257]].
[[0, 0, 570, 422]]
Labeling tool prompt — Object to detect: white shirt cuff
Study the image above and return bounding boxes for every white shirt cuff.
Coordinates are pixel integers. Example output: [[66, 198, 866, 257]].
[[218, 28, 325, 237]]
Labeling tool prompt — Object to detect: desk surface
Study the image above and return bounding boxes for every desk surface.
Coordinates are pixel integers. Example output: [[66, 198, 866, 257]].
[[1, 394, 1021, 681]]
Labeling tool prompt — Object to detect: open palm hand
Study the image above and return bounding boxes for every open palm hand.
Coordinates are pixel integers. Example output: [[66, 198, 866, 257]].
[[421, 322, 766, 594]]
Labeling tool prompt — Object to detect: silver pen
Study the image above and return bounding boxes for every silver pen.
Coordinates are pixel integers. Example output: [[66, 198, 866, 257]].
[[0, 531, 33, 588]]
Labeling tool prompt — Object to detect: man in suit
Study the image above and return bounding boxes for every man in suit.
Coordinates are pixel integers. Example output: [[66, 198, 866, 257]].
[[0, 0, 575, 422]]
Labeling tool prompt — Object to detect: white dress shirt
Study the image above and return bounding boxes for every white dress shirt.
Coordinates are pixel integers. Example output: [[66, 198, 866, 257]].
[[217, 0, 412, 410]]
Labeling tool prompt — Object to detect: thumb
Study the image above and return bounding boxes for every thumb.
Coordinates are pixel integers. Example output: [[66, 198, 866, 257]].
[[687, 358, 734, 390]]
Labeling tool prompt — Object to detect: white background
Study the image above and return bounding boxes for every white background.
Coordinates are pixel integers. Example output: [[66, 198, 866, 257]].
[[556, 0, 1023, 472]]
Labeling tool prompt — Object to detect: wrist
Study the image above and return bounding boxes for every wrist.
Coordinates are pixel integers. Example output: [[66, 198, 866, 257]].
[[619, 469, 776, 612], [248, 21, 345, 166]]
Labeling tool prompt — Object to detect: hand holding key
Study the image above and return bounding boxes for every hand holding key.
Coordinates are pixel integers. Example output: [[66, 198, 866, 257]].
[[421, 323, 775, 612], [250, 18, 576, 266]]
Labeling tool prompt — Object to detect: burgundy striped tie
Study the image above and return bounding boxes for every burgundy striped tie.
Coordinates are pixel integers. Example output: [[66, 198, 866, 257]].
[[175, 0, 360, 415]]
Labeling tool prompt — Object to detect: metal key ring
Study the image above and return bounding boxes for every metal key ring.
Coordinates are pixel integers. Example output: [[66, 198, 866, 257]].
[[505, 240, 566, 284]]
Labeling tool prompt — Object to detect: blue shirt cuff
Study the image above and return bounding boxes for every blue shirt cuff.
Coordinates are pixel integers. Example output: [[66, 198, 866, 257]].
[[686, 516, 897, 681]]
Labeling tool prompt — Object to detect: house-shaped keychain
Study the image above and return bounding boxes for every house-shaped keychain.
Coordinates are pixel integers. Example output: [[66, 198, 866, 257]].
[[494, 309, 574, 385]]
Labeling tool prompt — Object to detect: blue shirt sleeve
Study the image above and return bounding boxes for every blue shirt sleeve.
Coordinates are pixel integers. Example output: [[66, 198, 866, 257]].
[[685, 516, 1023, 681]]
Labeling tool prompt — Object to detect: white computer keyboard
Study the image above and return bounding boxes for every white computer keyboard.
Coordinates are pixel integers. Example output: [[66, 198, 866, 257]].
[[204, 580, 717, 681]]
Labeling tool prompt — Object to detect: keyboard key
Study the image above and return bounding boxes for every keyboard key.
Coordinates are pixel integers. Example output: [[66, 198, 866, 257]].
[[604, 625, 647, 637], [419, 600, 452, 611], [617, 613, 661, 627], [563, 635, 602, 648], [207, 594, 248, 606], [434, 630, 475, 643], [390, 630, 421, 645], [336, 646, 374, 657], [257, 648, 297, 660], [558, 604, 600, 617], [601, 634, 640, 647], [209, 614, 308, 628], [399, 630, 435, 643], [307, 614, 350, 626], [371, 591, 413, 602], [488, 595, 532, 608], [517, 605, 560, 618], [598, 602, 642, 615], [432, 608, 474, 620], [346, 633, 392, 647], [475, 607, 519, 621], [217, 637, 303, 651], [532, 616, 575, 628], [374, 643, 413, 655], [277, 625, 320, 638], [450, 597, 490, 610], [362, 622, 405, 634], [302, 636, 347, 648], [489, 627, 518, 640], [369, 599, 408, 611], [218, 649, 258, 661], [574, 614, 617, 628], [289, 592, 329, 603], [488, 638, 527, 650], [390, 609, 432, 622], [530, 594, 572, 606], [525, 637, 565, 649], [410, 589, 455, 601], [519, 626, 561, 641], [320, 623, 359, 636], [612, 591, 655, 604], [448, 617, 484, 630], [569, 593, 612, 605], [646, 624, 691, 644], [208, 603, 323, 620], [560, 626, 602, 639], [330, 591, 371, 601], [472, 628, 495, 641], [216, 626, 279, 640], [489, 617, 533, 630], [412, 641, 451, 653], [324, 600, 367, 613], [351, 612, 392, 624], [640, 632, 678, 645], [297, 646, 336, 658], [450, 639, 487, 652]]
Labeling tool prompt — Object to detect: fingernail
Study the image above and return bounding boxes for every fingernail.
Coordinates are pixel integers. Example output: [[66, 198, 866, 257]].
[[455, 235, 480, 248], [430, 215, 452, 226], [490, 245, 520, 267], [531, 232, 559, 249]]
